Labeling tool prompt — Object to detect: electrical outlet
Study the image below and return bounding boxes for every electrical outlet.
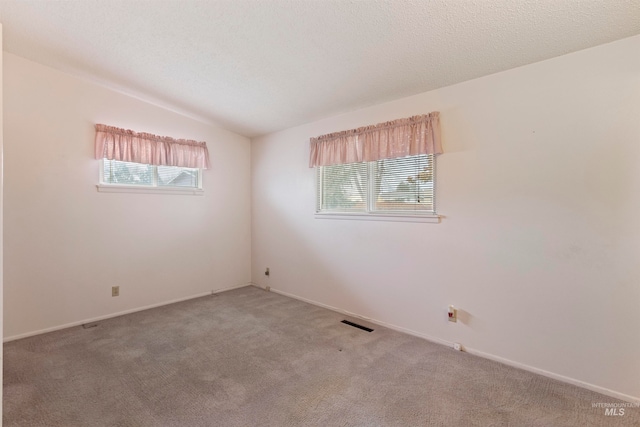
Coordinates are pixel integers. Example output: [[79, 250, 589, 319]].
[[447, 305, 457, 322], [112, 286, 120, 297]]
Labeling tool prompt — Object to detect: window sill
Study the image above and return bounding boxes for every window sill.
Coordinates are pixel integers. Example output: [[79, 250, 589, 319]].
[[96, 184, 204, 195], [314, 212, 441, 223]]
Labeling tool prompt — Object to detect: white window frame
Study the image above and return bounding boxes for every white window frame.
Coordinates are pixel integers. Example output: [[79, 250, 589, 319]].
[[96, 159, 204, 195], [315, 155, 440, 223]]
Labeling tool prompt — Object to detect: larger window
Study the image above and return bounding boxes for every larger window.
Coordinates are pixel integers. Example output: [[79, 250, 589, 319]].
[[317, 154, 435, 216], [100, 159, 201, 189]]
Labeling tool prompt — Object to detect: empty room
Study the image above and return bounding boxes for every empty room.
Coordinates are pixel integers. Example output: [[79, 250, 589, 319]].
[[1, 0, 639, 426]]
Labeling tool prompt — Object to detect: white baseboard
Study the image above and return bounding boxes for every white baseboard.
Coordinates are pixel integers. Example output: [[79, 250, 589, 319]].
[[462, 347, 640, 404], [253, 283, 640, 404], [4, 283, 251, 343]]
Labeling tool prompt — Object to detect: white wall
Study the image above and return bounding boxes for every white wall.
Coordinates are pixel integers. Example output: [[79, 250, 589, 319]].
[[4, 53, 251, 340], [251, 35, 640, 400]]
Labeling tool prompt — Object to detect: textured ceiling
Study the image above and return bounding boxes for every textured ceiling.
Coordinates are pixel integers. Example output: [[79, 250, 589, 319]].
[[0, 0, 639, 137]]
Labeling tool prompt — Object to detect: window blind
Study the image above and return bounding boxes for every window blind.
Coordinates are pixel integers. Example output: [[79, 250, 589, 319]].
[[102, 159, 200, 188], [317, 162, 367, 212], [103, 159, 153, 186], [157, 165, 199, 188], [374, 154, 434, 213], [316, 154, 435, 215]]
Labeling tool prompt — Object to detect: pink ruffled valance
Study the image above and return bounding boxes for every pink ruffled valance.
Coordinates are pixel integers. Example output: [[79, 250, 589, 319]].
[[95, 124, 210, 169], [309, 112, 442, 167]]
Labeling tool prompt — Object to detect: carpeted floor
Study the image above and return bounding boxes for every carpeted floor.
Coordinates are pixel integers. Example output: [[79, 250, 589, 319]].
[[4, 285, 638, 426]]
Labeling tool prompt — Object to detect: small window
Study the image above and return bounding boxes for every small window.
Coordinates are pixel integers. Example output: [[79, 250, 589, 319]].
[[101, 159, 201, 189], [317, 154, 435, 216]]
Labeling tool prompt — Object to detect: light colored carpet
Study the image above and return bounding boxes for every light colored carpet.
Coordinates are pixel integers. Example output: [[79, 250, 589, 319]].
[[4, 286, 638, 426]]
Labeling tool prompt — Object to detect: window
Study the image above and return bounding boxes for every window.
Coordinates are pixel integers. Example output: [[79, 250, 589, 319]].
[[317, 154, 435, 217], [99, 159, 202, 193], [95, 124, 209, 194]]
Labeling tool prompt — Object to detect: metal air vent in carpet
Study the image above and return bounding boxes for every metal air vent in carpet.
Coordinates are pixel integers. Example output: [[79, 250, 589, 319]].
[[341, 320, 373, 332]]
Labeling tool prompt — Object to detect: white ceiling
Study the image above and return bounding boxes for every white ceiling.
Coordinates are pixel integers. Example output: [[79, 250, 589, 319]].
[[0, 0, 639, 137]]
